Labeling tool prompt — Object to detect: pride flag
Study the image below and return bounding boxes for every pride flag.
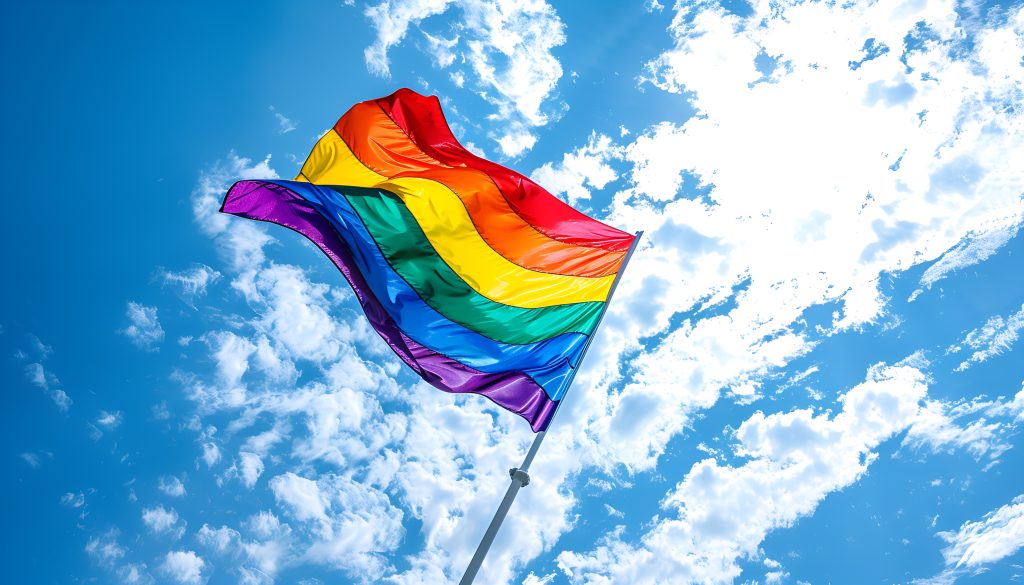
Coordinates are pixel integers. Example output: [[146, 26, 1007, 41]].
[[221, 89, 636, 431]]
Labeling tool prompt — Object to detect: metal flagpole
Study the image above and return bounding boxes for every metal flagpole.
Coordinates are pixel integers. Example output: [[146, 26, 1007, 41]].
[[459, 231, 644, 585]]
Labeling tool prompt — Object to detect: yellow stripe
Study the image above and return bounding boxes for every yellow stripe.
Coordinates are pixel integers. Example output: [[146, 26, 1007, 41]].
[[297, 131, 615, 308]]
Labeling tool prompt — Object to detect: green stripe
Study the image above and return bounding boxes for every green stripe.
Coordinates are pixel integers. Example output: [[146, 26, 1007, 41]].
[[337, 186, 603, 344]]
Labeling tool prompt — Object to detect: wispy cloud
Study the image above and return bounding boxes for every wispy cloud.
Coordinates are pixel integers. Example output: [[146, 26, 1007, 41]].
[[157, 264, 221, 307], [20, 451, 51, 468], [61, 492, 86, 508], [361, 0, 566, 157], [269, 105, 296, 134], [85, 529, 126, 567], [24, 361, 72, 411], [910, 220, 1021, 301], [158, 475, 187, 498], [120, 302, 165, 352], [116, 563, 153, 585], [96, 410, 123, 429], [902, 398, 1013, 463], [917, 494, 1024, 583], [190, 153, 278, 271], [948, 305, 1024, 372], [142, 505, 185, 540]]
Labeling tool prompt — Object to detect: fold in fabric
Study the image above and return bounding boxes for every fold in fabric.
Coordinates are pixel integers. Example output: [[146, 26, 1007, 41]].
[[375, 89, 635, 251], [340, 184, 604, 344], [297, 129, 616, 307], [220, 179, 559, 432], [261, 180, 583, 397], [330, 102, 628, 277]]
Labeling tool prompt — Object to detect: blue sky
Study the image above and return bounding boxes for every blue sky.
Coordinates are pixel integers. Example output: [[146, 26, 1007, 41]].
[[3, 1, 1024, 584]]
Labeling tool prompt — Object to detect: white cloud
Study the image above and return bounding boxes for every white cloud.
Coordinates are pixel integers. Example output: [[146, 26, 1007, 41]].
[[24, 361, 72, 411], [917, 494, 1024, 583], [941, 495, 1024, 568], [174, 152, 417, 581], [622, 122, 693, 202], [604, 504, 624, 519], [117, 563, 154, 585], [269, 105, 296, 134], [160, 551, 205, 585], [62, 492, 86, 508], [949, 304, 1024, 371], [557, 363, 928, 584], [96, 410, 123, 429], [645, 0, 663, 13], [21, 452, 44, 468], [120, 302, 165, 351], [495, 130, 538, 158], [269, 471, 404, 580], [362, 0, 454, 76], [159, 475, 187, 498], [85, 529, 126, 566], [203, 330, 256, 404], [269, 472, 330, 534], [142, 505, 184, 539], [153, 401, 172, 420], [159, 265, 222, 307], [307, 476, 405, 580], [531, 133, 624, 206], [237, 452, 264, 488], [233, 263, 353, 364], [902, 385, 1024, 468], [191, 153, 278, 271], [49, 388, 72, 412], [201, 442, 221, 468], [27, 334, 52, 358], [241, 510, 293, 578], [252, 335, 299, 384], [362, 0, 566, 156], [238, 565, 274, 585], [910, 220, 1021, 301], [523, 572, 557, 585], [987, 385, 1024, 422], [243, 425, 288, 457], [901, 390, 1024, 462], [197, 524, 241, 555], [24, 362, 49, 388], [604, 0, 1024, 341], [423, 30, 459, 67]]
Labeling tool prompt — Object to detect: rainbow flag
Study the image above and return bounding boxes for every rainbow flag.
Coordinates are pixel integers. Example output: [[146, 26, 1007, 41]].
[[221, 89, 636, 431]]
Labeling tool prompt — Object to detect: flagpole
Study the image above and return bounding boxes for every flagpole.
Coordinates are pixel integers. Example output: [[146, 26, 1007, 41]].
[[459, 231, 644, 585]]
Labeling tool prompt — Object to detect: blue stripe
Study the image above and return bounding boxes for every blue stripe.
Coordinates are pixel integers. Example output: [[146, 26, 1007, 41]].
[[270, 180, 582, 398]]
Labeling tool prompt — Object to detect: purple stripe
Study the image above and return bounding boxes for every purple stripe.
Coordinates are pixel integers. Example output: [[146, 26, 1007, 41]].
[[221, 180, 557, 432]]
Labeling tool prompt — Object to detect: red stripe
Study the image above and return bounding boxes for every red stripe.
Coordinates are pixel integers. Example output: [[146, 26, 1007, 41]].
[[373, 88, 635, 253]]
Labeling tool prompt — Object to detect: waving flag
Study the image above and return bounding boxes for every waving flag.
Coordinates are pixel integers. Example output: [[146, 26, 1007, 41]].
[[221, 89, 636, 431]]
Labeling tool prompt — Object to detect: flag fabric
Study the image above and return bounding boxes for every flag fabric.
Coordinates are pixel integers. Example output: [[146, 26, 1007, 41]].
[[221, 88, 636, 431]]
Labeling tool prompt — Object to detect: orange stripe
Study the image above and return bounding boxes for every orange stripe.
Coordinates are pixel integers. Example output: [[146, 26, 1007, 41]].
[[334, 102, 626, 278]]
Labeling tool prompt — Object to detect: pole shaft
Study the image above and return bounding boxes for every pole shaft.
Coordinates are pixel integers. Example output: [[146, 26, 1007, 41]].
[[458, 231, 644, 585], [458, 438, 537, 585]]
